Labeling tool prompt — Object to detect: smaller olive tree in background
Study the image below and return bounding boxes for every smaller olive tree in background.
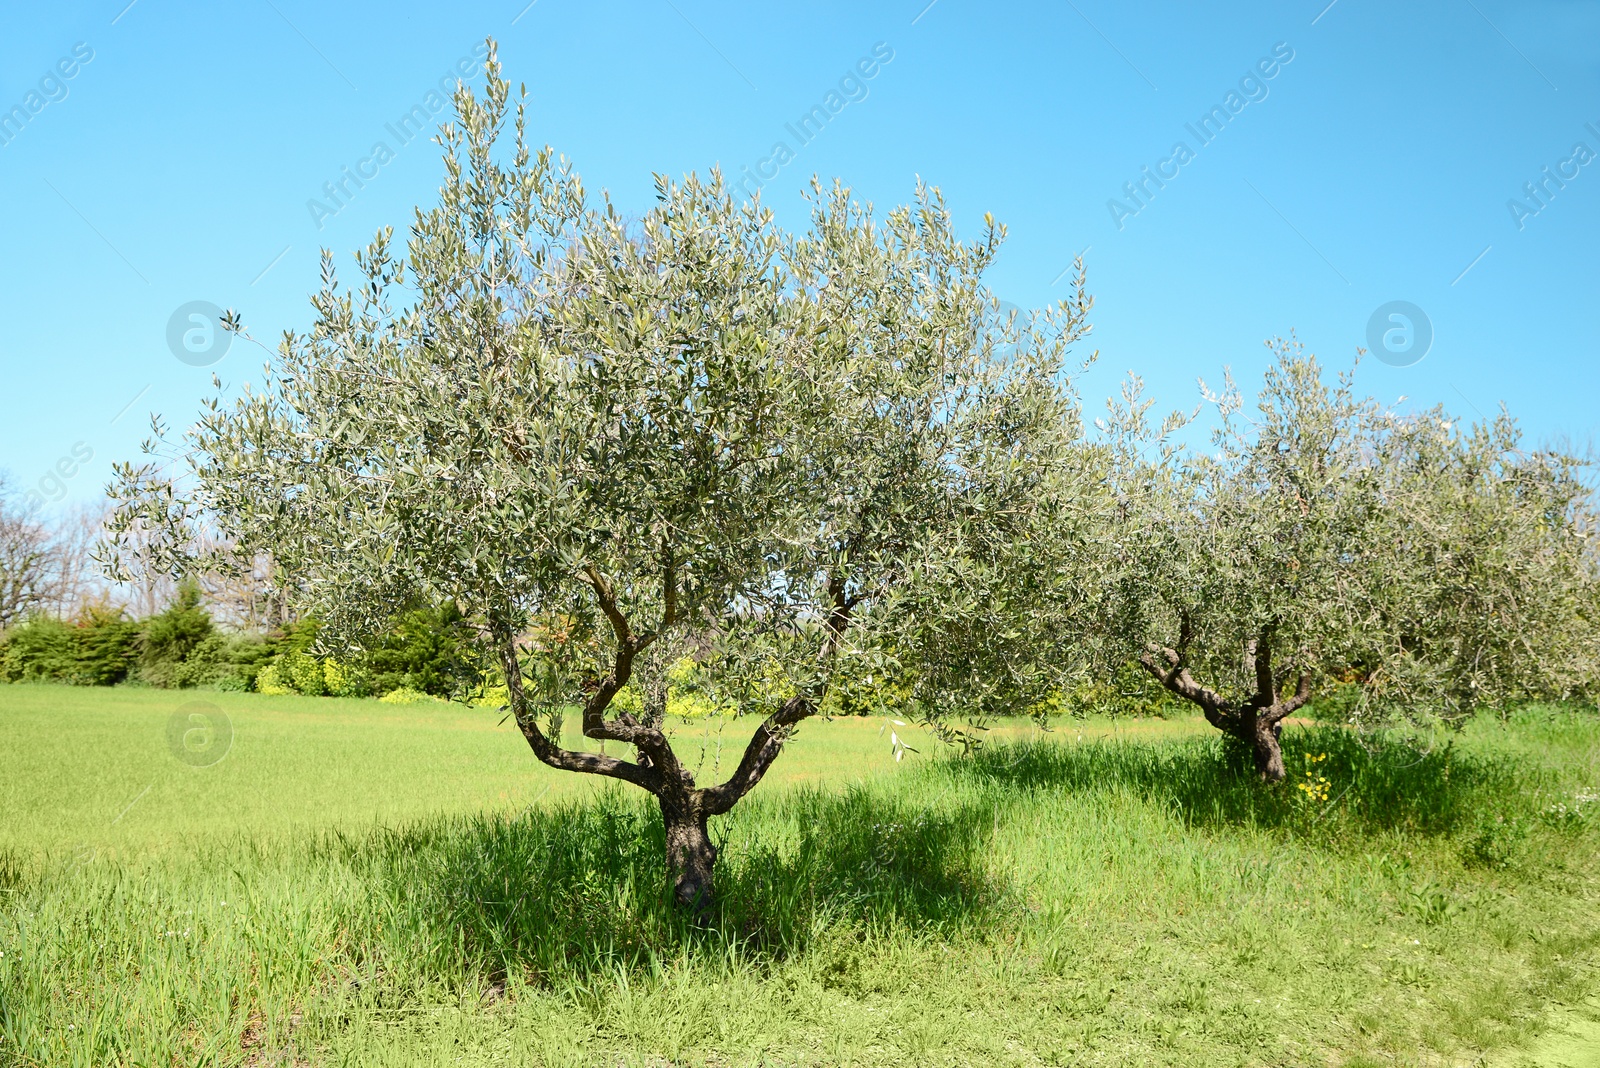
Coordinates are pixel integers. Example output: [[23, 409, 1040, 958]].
[[1099, 341, 1599, 780], [1363, 408, 1600, 720]]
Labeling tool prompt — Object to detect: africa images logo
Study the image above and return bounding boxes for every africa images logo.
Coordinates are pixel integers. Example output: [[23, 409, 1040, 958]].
[[0, 42, 94, 149], [729, 42, 895, 202], [305, 43, 492, 231], [1365, 301, 1433, 367], [1506, 120, 1599, 231], [165, 701, 233, 768], [166, 301, 232, 366]]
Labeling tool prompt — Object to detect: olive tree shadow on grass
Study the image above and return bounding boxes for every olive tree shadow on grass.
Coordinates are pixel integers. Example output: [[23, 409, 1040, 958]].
[[318, 727, 1535, 993], [338, 785, 1003, 989], [941, 724, 1529, 838]]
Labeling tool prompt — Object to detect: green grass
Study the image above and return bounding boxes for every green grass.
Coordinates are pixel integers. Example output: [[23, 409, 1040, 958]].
[[0, 684, 1201, 856], [1, 684, 1598, 1066]]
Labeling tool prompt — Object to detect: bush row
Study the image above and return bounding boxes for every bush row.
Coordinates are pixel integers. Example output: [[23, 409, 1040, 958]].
[[0, 587, 1204, 723], [0, 586, 483, 700]]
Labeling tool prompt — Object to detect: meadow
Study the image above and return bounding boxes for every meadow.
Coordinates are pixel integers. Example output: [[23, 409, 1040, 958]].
[[1, 684, 1598, 1067]]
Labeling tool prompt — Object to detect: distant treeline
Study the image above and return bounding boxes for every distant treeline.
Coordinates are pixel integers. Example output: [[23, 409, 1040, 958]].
[[0, 583, 484, 699]]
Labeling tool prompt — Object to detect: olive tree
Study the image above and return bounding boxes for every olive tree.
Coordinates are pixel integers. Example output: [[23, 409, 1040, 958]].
[[102, 45, 1102, 907], [1364, 408, 1600, 719], [1101, 341, 1598, 780], [1101, 343, 1399, 780]]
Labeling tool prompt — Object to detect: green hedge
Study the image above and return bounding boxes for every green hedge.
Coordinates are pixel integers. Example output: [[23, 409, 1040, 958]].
[[0, 611, 140, 686], [0, 594, 483, 699]]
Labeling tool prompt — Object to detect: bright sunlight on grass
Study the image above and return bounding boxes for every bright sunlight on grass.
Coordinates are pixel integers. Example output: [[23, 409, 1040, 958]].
[[2, 684, 1597, 1066]]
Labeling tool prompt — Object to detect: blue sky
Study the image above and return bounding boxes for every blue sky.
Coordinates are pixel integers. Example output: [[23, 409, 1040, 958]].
[[1, 0, 1596, 511]]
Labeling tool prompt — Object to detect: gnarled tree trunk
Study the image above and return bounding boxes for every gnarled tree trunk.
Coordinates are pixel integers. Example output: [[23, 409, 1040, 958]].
[[496, 618, 816, 914], [1246, 715, 1286, 782], [1139, 623, 1307, 784], [661, 796, 717, 911]]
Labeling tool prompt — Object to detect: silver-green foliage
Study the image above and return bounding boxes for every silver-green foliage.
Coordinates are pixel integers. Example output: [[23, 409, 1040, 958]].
[[99, 43, 1102, 903], [1369, 406, 1599, 718], [1102, 339, 1598, 780]]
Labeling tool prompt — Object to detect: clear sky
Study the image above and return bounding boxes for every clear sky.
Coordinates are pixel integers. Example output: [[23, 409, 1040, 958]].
[[2, 0, 1596, 512]]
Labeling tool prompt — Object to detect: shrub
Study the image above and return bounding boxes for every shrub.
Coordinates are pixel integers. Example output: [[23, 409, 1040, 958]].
[[281, 650, 326, 696], [323, 658, 373, 697], [137, 582, 215, 688], [254, 662, 292, 695], [1461, 812, 1526, 868], [469, 684, 510, 709], [609, 657, 736, 720], [167, 634, 232, 689], [0, 596, 276, 690], [1061, 661, 1180, 720], [669, 690, 728, 719], [0, 611, 140, 686], [219, 633, 278, 690], [365, 602, 485, 698], [0, 619, 82, 683], [378, 686, 445, 705], [822, 660, 915, 719]]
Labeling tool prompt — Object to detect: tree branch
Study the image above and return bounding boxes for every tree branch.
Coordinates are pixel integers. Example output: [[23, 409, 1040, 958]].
[[1138, 646, 1236, 732], [661, 540, 677, 630], [1235, 626, 1273, 716], [578, 565, 672, 752], [1269, 671, 1314, 721], [494, 625, 660, 792], [699, 695, 814, 816], [823, 571, 853, 659], [585, 565, 635, 651]]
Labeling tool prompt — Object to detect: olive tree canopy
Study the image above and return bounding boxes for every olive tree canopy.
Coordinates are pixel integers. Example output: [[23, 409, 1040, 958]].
[[1101, 341, 1598, 781], [1365, 407, 1600, 720], [102, 44, 1105, 907]]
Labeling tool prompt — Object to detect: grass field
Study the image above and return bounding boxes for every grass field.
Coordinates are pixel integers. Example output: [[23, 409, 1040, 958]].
[[2, 684, 1598, 1066]]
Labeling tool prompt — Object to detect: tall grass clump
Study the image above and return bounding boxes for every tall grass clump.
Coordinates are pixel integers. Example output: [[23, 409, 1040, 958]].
[[944, 722, 1536, 839], [0, 774, 1012, 1065], [305, 781, 1007, 1006]]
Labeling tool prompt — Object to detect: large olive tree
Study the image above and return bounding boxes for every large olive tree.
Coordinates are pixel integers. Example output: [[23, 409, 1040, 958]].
[[102, 45, 1101, 907], [771, 182, 1109, 743]]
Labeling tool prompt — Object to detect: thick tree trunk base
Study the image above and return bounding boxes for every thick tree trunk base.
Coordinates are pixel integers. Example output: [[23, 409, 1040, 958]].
[[662, 803, 717, 913], [1251, 721, 1285, 782]]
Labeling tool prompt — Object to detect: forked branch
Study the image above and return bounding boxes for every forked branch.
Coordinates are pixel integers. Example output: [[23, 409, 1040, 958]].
[[494, 625, 661, 792]]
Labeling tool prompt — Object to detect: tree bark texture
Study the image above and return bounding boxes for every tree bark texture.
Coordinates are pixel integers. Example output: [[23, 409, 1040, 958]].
[[661, 796, 717, 912], [1137, 623, 1307, 783]]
